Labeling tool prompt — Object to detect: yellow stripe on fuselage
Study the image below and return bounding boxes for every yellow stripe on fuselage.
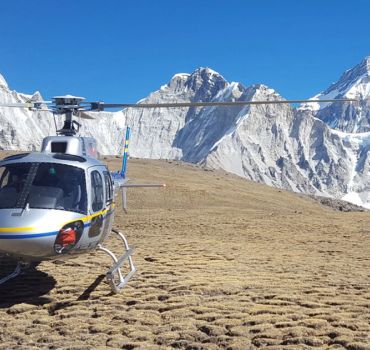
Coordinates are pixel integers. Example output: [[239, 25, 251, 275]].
[[62, 203, 116, 227], [0, 226, 34, 232], [0, 203, 116, 233]]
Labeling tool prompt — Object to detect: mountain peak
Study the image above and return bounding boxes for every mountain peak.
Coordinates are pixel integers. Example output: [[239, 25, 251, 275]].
[[334, 56, 370, 89], [171, 72, 190, 80], [358, 56, 370, 73], [193, 67, 221, 76], [248, 83, 280, 100], [167, 67, 226, 90], [304, 56, 370, 131], [307, 56, 370, 103], [181, 67, 228, 101], [251, 83, 273, 91], [189, 67, 226, 85], [0, 74, 8, 88]]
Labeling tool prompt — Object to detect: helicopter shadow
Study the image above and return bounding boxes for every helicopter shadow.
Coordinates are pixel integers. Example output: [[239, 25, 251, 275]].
[[0, 258, 56, 308], [0, 257, 110, 310], [46, 274, 108, 315]]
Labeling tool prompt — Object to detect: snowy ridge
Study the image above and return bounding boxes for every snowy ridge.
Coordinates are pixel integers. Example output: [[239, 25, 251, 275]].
[[0, 74, 8, 88], [1, 57, 370, 208], [302, 57, 370, 110], [0, 75, 126, 155], [301, 57, 370, 133]]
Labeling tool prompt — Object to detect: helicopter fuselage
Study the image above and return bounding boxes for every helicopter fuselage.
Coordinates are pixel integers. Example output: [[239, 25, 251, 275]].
[[0, 151, 116, 261]]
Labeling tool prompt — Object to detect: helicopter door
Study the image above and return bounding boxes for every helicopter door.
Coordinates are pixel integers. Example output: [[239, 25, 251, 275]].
[[88, 168, 105, 238]]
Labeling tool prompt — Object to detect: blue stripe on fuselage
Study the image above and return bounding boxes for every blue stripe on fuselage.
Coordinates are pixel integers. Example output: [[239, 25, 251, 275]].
[[0, 231, 59, 239], [0, 209, 114, 239]]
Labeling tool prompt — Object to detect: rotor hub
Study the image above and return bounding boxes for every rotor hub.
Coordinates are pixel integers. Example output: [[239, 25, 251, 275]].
[[52, 96, 85, 136], [52, 95, 85, 113]]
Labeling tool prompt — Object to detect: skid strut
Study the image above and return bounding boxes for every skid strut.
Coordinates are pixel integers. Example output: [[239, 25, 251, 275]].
[[0, 262, 21, 286], [97, 229, 136, 294], [0, 262, 30, 286]]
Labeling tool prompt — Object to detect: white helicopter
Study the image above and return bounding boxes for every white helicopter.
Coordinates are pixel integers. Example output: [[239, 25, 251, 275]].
[[0, 95, 356, 293]]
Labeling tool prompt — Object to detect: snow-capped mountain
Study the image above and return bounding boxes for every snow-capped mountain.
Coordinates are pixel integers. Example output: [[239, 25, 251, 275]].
[[0, 74, 51, 151], [330, 130, 370, 207], [117, 65, 370, 206], [204, 95, 354, 198], [301, 56, 370, 132], [297, 57, 370, 207], [1, 58, 370, 208], [120, 68, 229, 159], [0, 75, 124, 155]]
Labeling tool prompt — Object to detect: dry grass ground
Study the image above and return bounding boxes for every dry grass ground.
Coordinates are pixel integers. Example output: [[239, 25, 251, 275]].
[[1, 154, 370, 349]]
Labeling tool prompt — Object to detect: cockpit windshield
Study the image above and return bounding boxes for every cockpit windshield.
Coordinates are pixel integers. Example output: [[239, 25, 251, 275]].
[[0, 162, 87, 213]]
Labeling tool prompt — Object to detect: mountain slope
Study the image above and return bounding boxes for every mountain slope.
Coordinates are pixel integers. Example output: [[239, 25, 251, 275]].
[[204, 88, 355, 198]]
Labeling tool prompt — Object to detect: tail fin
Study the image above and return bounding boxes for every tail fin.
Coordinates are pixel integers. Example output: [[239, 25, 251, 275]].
[[120, 126, 131, 178]]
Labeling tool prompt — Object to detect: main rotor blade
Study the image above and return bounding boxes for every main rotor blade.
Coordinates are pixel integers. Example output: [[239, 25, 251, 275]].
[[0, 101, 51, 109], [91, 98, 357, 110], [79, 111, 95, 120], [0, 102, 36, 108]]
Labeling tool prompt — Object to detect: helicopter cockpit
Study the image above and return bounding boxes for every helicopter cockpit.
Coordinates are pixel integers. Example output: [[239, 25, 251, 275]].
[[0, 162, 87, 214]]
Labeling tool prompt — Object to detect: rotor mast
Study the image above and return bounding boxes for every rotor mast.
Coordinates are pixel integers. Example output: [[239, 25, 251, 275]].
[[53, 95, 85, 136]]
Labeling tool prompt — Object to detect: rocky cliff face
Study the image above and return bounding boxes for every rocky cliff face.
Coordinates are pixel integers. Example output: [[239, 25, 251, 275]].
[[120, 68, 229, 160], [204, 94, 354, 199], [0, 75, 51, 151], [1, 58, 370, 208], [0, 75, 124, 155]]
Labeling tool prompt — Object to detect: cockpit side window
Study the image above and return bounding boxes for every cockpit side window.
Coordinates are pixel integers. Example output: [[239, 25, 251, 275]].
[[91, 170, 104, 212], [0, 168, 10, 188], [103, 171, 113, 204]]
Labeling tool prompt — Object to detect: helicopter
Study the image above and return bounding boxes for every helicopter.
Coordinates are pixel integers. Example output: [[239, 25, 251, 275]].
[[0, 94, 357, 293]]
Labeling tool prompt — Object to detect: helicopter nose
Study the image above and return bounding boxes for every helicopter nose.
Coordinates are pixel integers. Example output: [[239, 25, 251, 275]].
[[0, 209, 85, 260], [0, 233, 57, 260]]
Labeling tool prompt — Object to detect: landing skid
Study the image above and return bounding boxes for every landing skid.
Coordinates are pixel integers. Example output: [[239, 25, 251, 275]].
[[0, 262, 29, 286], [97, 228, 136, 294], [0, 230, 136, 294]]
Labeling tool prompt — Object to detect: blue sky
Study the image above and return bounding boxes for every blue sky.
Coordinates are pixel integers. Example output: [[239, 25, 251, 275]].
[[0, 0, 368, 103]]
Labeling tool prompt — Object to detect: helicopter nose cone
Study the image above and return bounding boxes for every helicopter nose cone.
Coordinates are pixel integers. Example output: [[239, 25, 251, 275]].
[[0, 209, 84, 260]]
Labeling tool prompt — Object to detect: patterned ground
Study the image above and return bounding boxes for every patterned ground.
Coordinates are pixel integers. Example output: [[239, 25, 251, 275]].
[[1, 157, 370, 349]]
